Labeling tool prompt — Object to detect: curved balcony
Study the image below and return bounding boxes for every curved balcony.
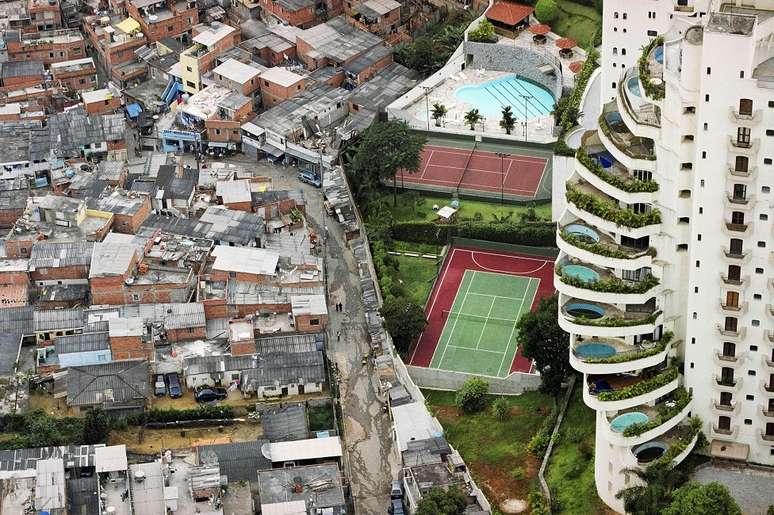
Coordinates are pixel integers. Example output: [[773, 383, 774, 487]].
[[727, 163, 757, 180], [598, 102, 657, 167], [555, 261, 661, 306], [570, 334, 674, 375], [604, 394, 692, 447], [557, 224, 655, 271], [722, 219, 750, 235], [565, 182, 661, 240], [617, 67, 661, 139], [728, 136, 759, 155], [583, 367, 679, 411], [720, 272, 747, 286], [559, 297, 662, 337], [631, 422, 699, 467], [724, 193, 755, 210], [638, 37, 665, 104], [575, 134, 658, 204]]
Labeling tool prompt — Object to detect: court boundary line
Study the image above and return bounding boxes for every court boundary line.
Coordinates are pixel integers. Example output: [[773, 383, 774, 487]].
[[445, 344, 505, 355], [422, 144, 547, 164], [419, 149, 434, 179], [431, 269, 475, 369], [497, 277, 532, 377], [400, 174, 537, 196], [467, 291, 524, 302], [473, 296, 496, 351], [506, 275, 540, 376]]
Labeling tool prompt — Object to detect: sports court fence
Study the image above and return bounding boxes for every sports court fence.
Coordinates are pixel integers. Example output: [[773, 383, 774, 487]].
[[406, 364, 541, 395], [451, 237, 559, 258]]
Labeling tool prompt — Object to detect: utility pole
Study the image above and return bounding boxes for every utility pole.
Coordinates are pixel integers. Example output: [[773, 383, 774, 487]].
[[519, 94, 533, 140], [495, 152, 510, 205], [420, 85, 431, 131]]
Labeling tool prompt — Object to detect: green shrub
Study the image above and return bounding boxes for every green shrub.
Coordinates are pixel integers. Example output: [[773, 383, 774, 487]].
[[535, 0, 559, 23], [492, 397, 510, 421], [124, 405, 235, 426], [576, 147, 659, 192], [654, 417, 702, 466], [468, 19, 496, 43], [558, 230, 656, 260], [455, 377, 489, 413], [623, 386, 690, 437], [565, 187, 662, 228], [597, 366, 678, 402], [554, 136, 577, 157], [583, 331, 673, 365], [558, 49, 600, 131], [568, 310, 662, 328], [390, 221, 556, 246], [528, 489, 550, 515], [557, 267, 660, 294], [638, 36, 665, 100]]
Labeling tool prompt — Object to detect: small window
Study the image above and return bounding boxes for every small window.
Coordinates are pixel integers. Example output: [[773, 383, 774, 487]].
[[703, 123, 708, 131], [695, 260, 700, 268], [744, 419, 753, 425], [750, 345, 758, 351], [755, 267, 764, 274], [764, 186, 772, 193], [761, 214, 769, 221], [705, 94, 710, 102], [706, 67, 711, 75], [740, 71, 745, 79], [752, 319, 760, 327], [747, 395, 755, 401], [759, 241, 767, 248], [647, 30, 657, 36], [764, 158, 773, 165], [310, 319, 320, 326], [754, 294, 762, 300]]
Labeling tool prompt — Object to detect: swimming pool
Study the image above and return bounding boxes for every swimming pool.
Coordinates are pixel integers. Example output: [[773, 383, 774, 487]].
[[564, 303, 605, 319], [575, 342, 617, 359], [653, 46, 664, 64], [564, 224, 600, 243], [634, 441, 668, 463], [603, 111, 627, 132], [455, 75, 556, 119], [562, 264, 600, 282], [626, 76, 641, 97], [591, 151, 615, 169], [610, 412, 649, 433]]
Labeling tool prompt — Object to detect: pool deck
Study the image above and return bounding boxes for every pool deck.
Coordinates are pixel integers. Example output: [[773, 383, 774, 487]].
[[409, 69, 556, 139]]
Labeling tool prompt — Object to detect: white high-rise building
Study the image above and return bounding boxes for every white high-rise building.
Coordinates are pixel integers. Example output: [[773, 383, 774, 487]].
[[557, 1, 774, 512]]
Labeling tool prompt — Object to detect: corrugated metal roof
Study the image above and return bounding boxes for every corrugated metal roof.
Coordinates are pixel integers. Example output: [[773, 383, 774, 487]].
[[66, 360, 149, 407], [0, 306, 33, 335], [261, 404, 308, 442], [29, 241, 94, 269], [197, 440, 271, 483], [55, 331, 110, 355], [0, 445, 103, 472], [34, 308, 84, 332]]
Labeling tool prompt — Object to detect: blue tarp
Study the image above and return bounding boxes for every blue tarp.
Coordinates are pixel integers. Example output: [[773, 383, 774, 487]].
[[163, 80, 180, 105], [126, 102, 142, 119]]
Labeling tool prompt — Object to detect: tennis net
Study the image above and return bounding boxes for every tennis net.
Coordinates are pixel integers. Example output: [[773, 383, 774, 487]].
[[442, 310, 517, 327]]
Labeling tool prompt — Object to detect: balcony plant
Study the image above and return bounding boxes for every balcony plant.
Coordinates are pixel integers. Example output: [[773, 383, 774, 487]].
[[576, 148, 659, 193], [654, 416, 703, 466], [622, 385, 689, 437], [557, 267, 660, 294], [584, 331, 673, 365], [558, 230, 656, 260], [638, 36, 665, 101], [569, 310, 662, 328], [596, 365, 678, 402], [566, 187, 662, 228]]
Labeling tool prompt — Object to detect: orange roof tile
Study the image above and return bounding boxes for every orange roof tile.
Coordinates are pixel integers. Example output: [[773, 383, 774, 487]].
[[485, 2, 534, 26]]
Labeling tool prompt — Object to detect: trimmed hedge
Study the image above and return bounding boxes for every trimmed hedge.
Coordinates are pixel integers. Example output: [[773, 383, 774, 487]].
[[576, 147, 659, 193], [638, 36, 665, 101], [622, 385, 690, 437], [557, 268, 660, 294], [559, 49, 600, 131], [570, 310, 662, 328], [391, 221, 556, 246], [558, 230, 656, 260], [554, 137, 577, 157], [597, 366, 678, 402], [566, 187, 662, 228], [124, 405, 235, 426], [654, 416, 702, 467]]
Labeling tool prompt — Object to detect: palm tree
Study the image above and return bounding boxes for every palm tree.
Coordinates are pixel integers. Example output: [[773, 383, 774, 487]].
[[431, 103, 448, 127], [464, 108, 482, 131], [500, 105, 516, 135], [616, 463, 688, 515]]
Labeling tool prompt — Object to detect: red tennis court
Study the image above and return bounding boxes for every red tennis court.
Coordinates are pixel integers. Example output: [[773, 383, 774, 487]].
[[400, 145, 548, 198], [408, 246, 555, 375]]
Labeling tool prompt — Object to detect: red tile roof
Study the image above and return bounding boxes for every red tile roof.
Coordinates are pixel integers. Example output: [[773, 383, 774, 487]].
[[485, 2, 534, 26]]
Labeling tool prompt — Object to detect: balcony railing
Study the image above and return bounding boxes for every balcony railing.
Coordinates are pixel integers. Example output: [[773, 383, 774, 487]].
[[715, 352, 738, 363], [716, 325, 745, 339], [726, 194, 750, 205], [565, 187, 662, 229], [714, 401, 736, 412], [557, 228, 656, 261], [723, 248, 749, 260], [761, 432, 774, 442], [713, 425, 734, 436], [715, 376, 738, 388], [728, 165, 756, 178], [729, 137, 753, 149], [761, 408, 774, 418], [724, 222, 749, 233], [729, 106, 762, 123], [576, 147, 659, 193], [720, 273, 746, 286]]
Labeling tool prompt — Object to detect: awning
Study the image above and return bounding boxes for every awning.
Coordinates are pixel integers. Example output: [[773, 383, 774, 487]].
[[125, 102, 142, 119], [116, 17, 140, 34], [261, 143, 284, 158]]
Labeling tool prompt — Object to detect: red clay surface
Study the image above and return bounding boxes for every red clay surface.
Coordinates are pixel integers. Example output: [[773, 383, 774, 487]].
[[408, 247, 555, 374], [400, 144, 547, 197]]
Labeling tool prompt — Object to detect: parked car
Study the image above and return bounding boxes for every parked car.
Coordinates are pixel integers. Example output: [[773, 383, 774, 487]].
[[195, 387, 228, 403], [388, 499, 405, 515], [153, 374, 167, 397], [390, 480, 403, 500], [165, 372, 182, 398], [297, 170, 321, 188]]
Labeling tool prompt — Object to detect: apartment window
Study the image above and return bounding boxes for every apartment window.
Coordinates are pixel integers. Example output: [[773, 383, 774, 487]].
[[725, 292, 739, 308], [733, 183, 747, 200], [700, 150, 705, 158], [613, 47, 618, 55], [621, 49, 627, 56], [706, 67, 711, 75], [680, 162, 693, 170], [729, 238, 743, 255], [622, 13, 627, 19], [611, 82, 616, 89], [703, 123, 708, 131], [186, 66, 192, 72], [750, 345, 758, 351], [614, 12, 619, 18], [731, 211, 745, 225], [719, 392, 732, 406], [754, 294, 762, 300], [705, 94, 710, 102], [752, 320, 761, 327], [737, 127, 751, 145], [721, 367, 735, 384], [699, 207, 703, 214], [647, 30, 657, 36], [717, 416, 731, 430], [764, 186, 772, 193], [740, 71, 745, 79], [685, 106, 696, 114], [697, 234, 701, 241], [724, 317, 738, 332], [768, 130, 774, 137], [761, 214, 769, 221], [756, 267, 764, 274], [744, 419, 752, 425], [695, 260, 700, 268], [735, 155, 748, 172], [739, 98, 753, 115], [748, 370, 757, 376], [747, 395, 755, 401], [759, 241, 767, 248]]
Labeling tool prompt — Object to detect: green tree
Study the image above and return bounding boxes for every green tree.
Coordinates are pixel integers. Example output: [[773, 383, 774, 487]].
[[663, 482, 741, 515], [468, 19, 496, 43], [381, 296, 427, 355], [83, 408, 111, 445], [415, 487, 466, 515], [515, 294, 569, 398], [535, 0, 559, 23], [500, 105, 516, 135], [615, 464, 687, 515], [491, 396, 510, 421], [409, 36, 434, 75], [431, 102, 448, 127], [350, 119, 426, 206], [464, 108, 483, 130], [435, 24, 467, 55], [455, 377, 489, 413]]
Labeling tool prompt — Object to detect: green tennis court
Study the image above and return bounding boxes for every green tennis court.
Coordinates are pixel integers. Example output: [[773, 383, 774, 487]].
[[429, 270, 539, 377]]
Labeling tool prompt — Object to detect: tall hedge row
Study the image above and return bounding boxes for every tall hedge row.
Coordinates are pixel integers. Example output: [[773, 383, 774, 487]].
[[391, 221, 556, 246]]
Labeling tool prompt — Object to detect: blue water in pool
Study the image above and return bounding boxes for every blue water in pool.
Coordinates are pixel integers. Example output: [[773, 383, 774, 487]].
[[627, 76, 641, 97], [563, 264, 600, 282], [455, 75, 556, 119], [610, 412, 649, 432], [575, 342, 616, 359], [635, 441, 668, 463], [654, 46, 664, 64], [592, 151, 615, 169], [564, 224, 600, 243]]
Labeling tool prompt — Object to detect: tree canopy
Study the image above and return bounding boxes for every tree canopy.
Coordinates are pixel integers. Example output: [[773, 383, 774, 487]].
[[535, 0, 559, 23], [515, 294, 569, 397], [468, 20, 496, 43], [415, 487, 467, 515], [83, 408, 111, 445], [455, 377, 489, 413], [380, 296, 427, 355], [663, 482, 741, 515], [616, 464, 687, 515]]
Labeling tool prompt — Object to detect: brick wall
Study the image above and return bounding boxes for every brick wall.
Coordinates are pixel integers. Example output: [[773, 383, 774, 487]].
[[167, 326, 206, 342], [294, 313, 327, 332], [85, 96, 122, 115], [110, 335, 154, 361], [90, 276, 128, 304], [230, 339, 255, 355], [30, 264, 89, 283], [4, 239, 34, 259]]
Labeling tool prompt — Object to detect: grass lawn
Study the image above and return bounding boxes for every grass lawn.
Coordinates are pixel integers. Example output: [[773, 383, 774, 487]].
[[545, 387, 613, 514], [422, 389, 554, 508], [379, 190, 551, 224], [394, 255, 439, 306], [391, 240, 444, 255], [553, 0, 602, 48]]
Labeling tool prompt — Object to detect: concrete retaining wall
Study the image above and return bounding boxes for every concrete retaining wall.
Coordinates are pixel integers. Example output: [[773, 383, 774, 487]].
[[407, 365, 541, 395], [462, 41, 563, 101]]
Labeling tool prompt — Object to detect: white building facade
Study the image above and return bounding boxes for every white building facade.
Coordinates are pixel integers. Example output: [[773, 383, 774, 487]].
[[558, 1, 774, 512]]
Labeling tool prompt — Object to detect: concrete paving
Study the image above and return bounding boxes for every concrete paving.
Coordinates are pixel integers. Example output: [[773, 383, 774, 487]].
[[693, 463, 774, 515], [180, 153, 398, 514]]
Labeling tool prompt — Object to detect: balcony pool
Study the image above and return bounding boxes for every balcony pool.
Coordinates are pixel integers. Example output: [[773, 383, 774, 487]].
[[626, 76, 641, 97], [565, 303, 605, 319], [610, 412, 649, 433], [564, 224, 600, 243], [575, 342, 617, 359], [634, 441, 668, 463], [654, 46, 664, 64], [562, 264, 600, 282]]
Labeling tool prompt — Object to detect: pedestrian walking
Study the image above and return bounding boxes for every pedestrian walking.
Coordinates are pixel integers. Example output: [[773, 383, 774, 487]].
[[336, 330, 341, 342]]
